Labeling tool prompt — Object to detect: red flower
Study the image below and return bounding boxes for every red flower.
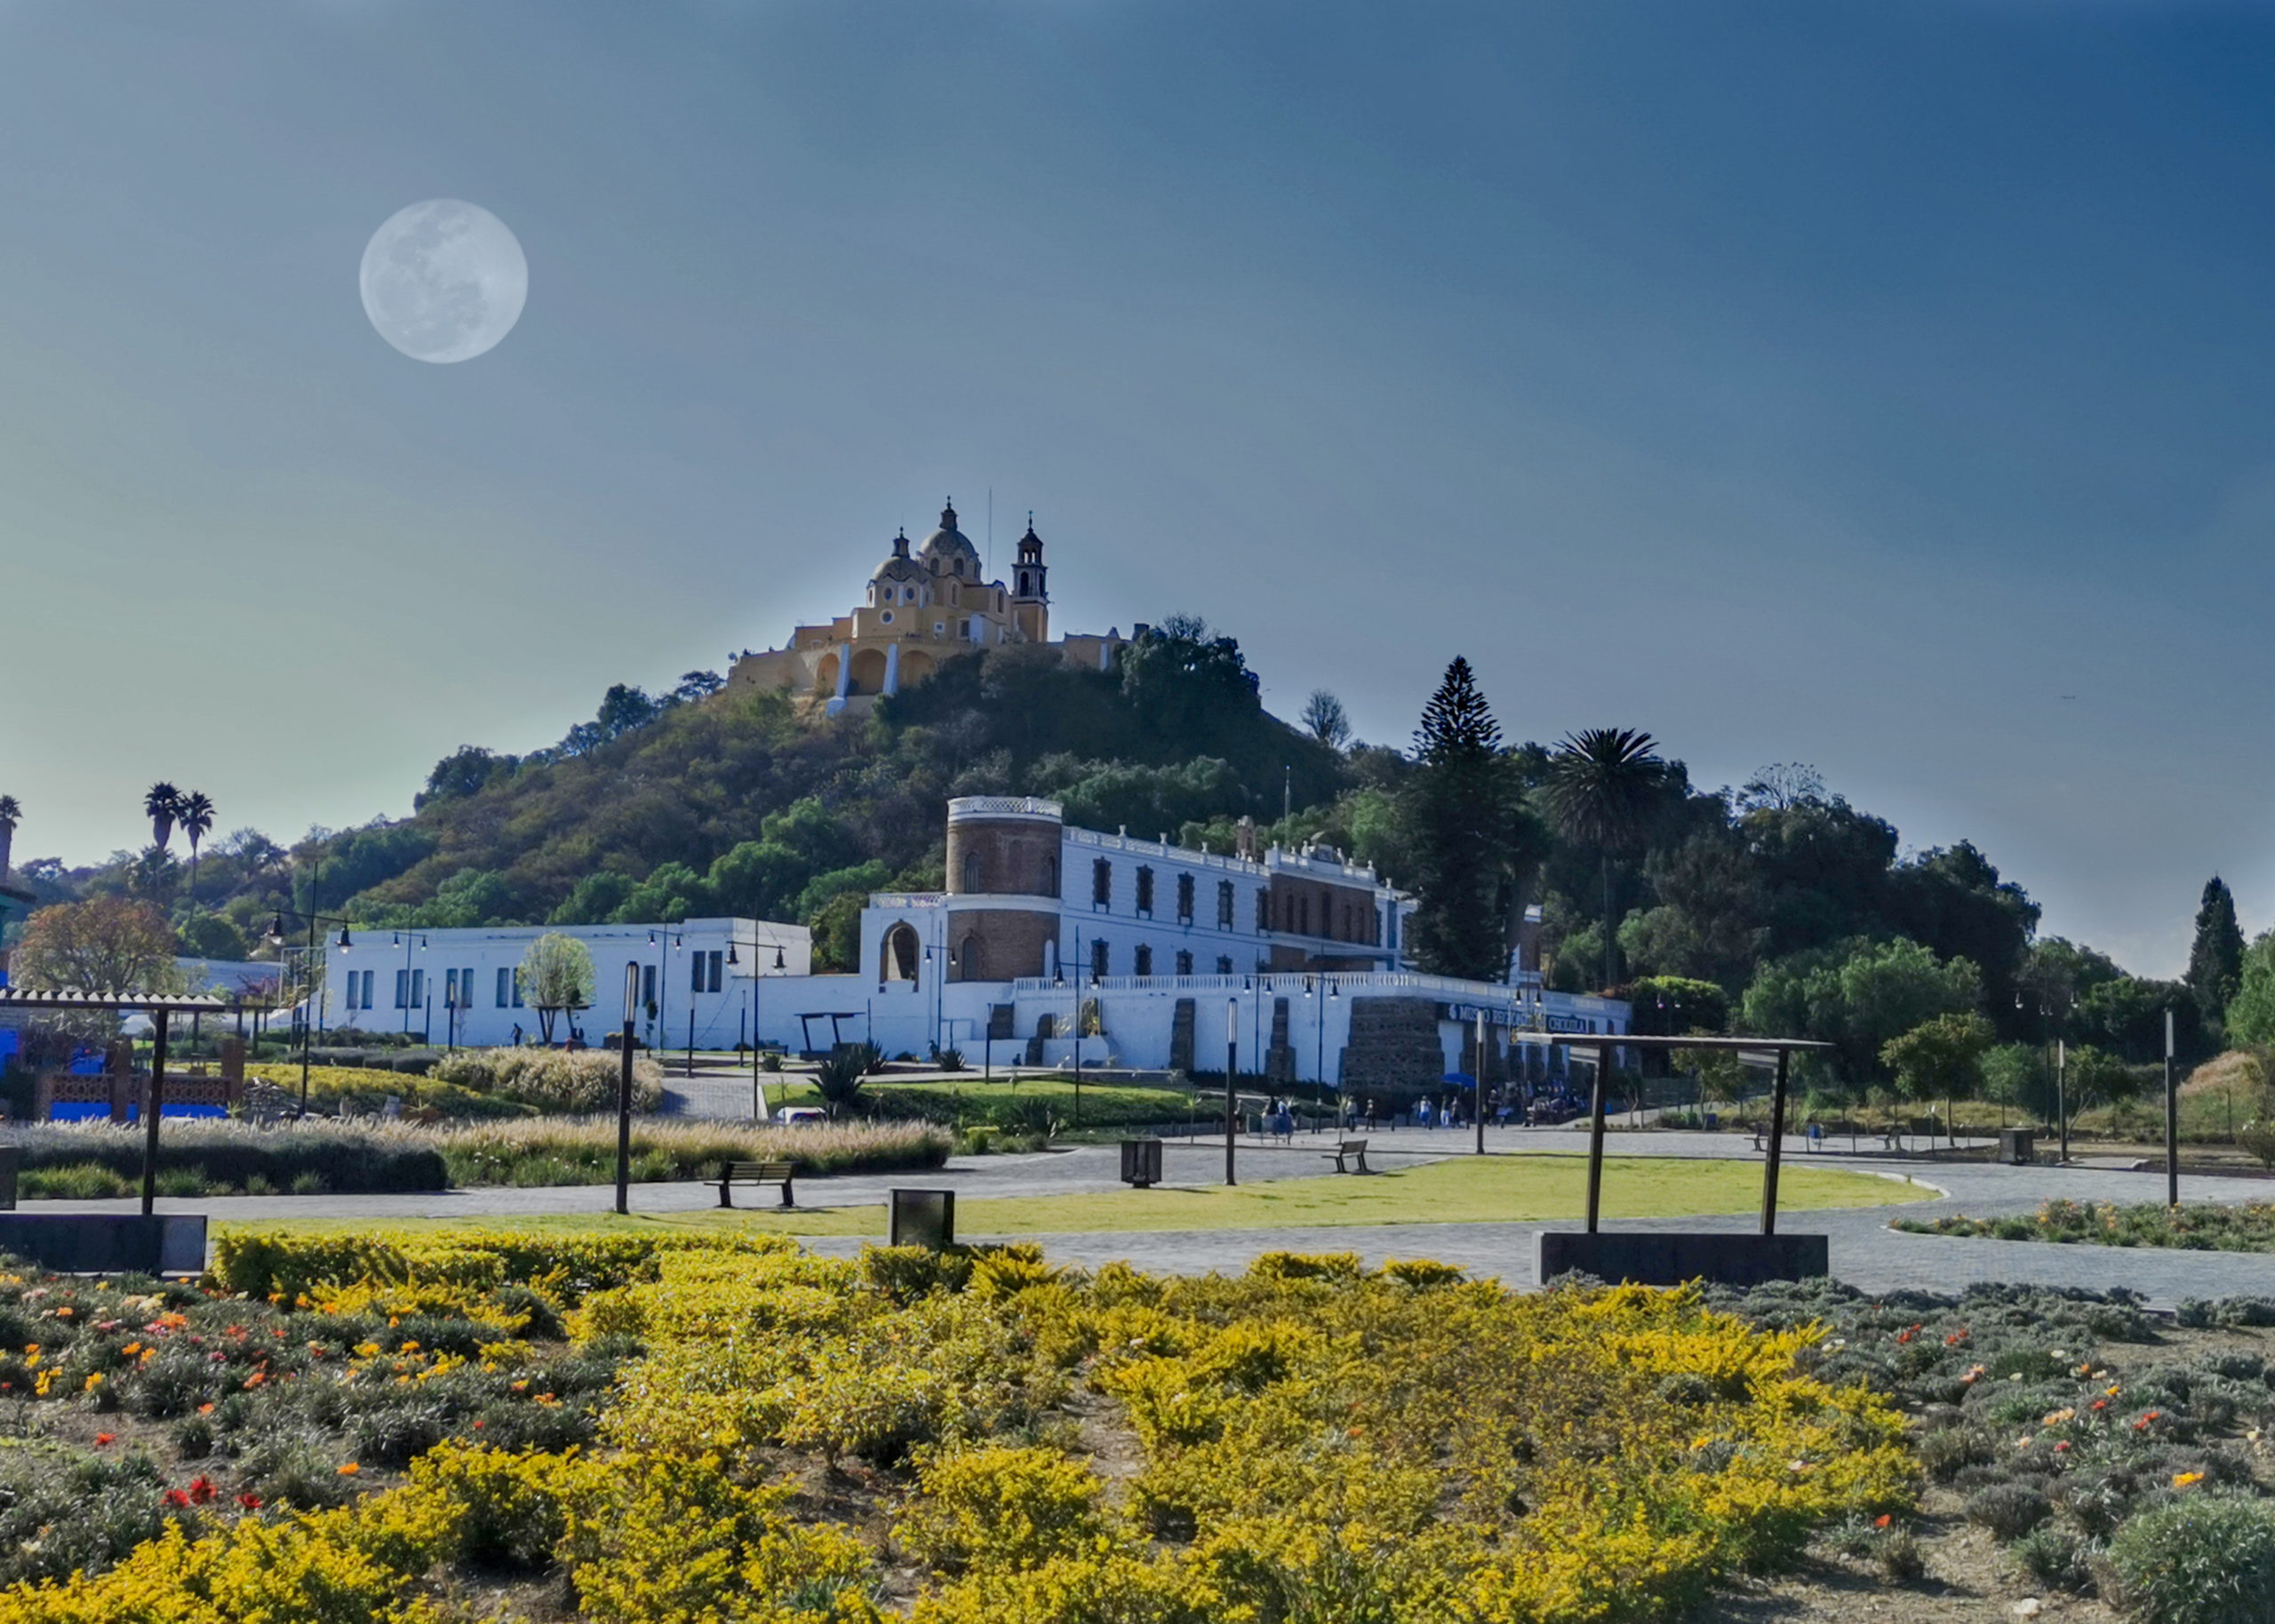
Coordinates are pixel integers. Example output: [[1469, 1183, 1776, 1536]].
[[163, 1489, 191, 1509], [235, 1493, 260, 1509], [1874, 1514, 1892, 1529], [188, 1476, 217, 1504], [93, 1432, 116, 1446]]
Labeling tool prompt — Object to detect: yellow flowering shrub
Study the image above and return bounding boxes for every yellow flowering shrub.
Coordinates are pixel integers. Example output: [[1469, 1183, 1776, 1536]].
[[1, 1231, 1915, 1622]]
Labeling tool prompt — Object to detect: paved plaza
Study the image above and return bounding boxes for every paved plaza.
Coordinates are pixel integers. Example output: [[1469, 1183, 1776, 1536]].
[[32, 1122, 2275, 1308]]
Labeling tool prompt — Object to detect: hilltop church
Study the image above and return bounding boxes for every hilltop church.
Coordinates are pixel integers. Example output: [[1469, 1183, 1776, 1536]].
[[726, 502, 1129, 713]]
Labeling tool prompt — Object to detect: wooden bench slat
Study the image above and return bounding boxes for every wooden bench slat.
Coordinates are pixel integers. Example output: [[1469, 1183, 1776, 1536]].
[[717, 1159, 797, 1209]]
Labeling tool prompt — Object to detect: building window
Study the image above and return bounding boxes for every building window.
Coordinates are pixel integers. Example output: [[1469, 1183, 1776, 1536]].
[[1135, 865, 1154, 917], [692, 951, 722, 994], [1387, 908, 1398, 951], [1090, 938, 1110, 979], [1092, 857, 1112, 909], [411, 969, 423, 1009], [643, 965, 657, 1011], [393, 969, 407, 1009], [512, 971, 524, 1008], [1255, 891, 1269, 934], [962, 851, 982, 893], [1176, 950, 1193, 975], [881, 610, 894, 624], [1046, 856, 1058, 896], [1298, 895, 1310, 936], [460, 967, 474, 1005], [1177, 873, 1194, 924], [1217, 955, 1233, 975], [1217, 880, 1235, 929], [496, 967, 512, 1007], [444, 968, 459, 1007], [1135, 944, 1153, 976]]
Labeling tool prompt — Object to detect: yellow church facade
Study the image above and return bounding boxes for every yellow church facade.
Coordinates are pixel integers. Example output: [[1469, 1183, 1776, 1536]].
[[726, 502, 1127, 712]]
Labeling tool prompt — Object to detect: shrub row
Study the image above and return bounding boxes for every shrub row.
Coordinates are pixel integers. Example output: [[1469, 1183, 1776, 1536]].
[[1, 1121, 448, 1195], [1894, 1198, 2275, 1252]]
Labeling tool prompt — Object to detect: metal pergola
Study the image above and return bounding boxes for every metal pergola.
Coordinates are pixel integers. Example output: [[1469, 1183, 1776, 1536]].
[[1509, 1031, 1834, 1235], [0, 989, 248, 1215]]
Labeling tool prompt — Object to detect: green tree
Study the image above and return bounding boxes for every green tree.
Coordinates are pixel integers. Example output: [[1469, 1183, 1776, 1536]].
[[143, 783, 181, 852], [12, 896, 185, 994], [1301, 689, 1350, 750], [173, 908, 251, 962], [1880, 1012, 1993, 1144], [2227, 932, 2275, 1047], [2190, 876, 2247, 1031], [1405, 658, 1521, 980], [520, 933, 595, 1045], [1627, 976, 1728, 1036], [2078, 975, 2207, 1064], [1741, 936, 1982, 1087], [2063, 1044, 2136, 1116], [1545, 728, 1664, 991], [178, 791, 216, 898]]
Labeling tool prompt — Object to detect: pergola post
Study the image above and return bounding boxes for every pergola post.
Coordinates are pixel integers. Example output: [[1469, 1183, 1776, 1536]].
[[1759, 1047, 1791, 1236], [1585, 1039, 1612, 1233], [141, 1007, 168, 1217]]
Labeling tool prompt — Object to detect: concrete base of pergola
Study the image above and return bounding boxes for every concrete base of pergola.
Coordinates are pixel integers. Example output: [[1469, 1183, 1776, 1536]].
[[0, 1213, 207, 1275], [1537, 1230, 1828, 1289]]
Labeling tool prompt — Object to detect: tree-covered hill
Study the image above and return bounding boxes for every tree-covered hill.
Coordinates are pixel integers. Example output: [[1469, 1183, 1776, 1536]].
[[21, 621, 2233, 1089]]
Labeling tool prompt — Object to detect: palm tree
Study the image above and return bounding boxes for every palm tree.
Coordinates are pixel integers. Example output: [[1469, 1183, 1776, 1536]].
[[1545, 728, 1664, 992], [144, 783, 182, 852], [178, 791, 216, 897], [0, 793, 20, 880]]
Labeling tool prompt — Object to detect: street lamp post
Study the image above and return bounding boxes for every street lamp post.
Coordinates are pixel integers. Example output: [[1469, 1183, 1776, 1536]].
[[1224, 995, 1239, 1185], [616, 961, 639, 1216], [726, 936, 790, 1122], [265, 908, 355, 1114]]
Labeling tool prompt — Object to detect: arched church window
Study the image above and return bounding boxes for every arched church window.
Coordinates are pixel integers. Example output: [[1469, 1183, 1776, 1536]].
[[962, 851, 982, 893]]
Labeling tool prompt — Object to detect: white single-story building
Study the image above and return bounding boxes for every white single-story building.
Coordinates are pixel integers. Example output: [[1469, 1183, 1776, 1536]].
[[317, 918, 811, 1051]]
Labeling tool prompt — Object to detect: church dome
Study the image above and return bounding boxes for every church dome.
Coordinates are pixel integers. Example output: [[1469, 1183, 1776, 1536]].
[[873, 529, 924, 583], [918, 501, 983, 578]]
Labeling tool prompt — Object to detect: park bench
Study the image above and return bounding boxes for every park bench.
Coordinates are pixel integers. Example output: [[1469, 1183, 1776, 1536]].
[[1324, 1138, 1371, 1174], [716, 1159, 797, 1209]]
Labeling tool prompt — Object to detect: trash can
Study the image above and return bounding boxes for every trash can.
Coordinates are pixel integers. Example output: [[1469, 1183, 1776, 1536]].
[[888, 1189, 956, 1250], [1120, 1138, 1163, 1188], [1998, 1128, 2036, 1166]]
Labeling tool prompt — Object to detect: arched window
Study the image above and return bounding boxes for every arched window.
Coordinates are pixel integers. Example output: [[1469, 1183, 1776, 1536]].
[[958, 935, 984, 981], [962, 851, 982, 893], [1045, 856, 1058, 897], [880, 922, 921, 985], [1134, 944, 1153, 976]]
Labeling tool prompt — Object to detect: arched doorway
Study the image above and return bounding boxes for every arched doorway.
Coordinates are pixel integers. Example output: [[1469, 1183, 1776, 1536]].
[[898, 650, 935, 687], [880, 922, 921, 984], [814, 652, 840, 695], [849, 648, 888, 695]]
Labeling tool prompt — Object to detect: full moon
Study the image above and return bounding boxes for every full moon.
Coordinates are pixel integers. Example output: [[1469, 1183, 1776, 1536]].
[[359, 199, 529, 363]]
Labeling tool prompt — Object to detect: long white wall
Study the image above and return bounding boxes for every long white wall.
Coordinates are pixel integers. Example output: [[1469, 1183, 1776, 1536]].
[[317, 918, 810, 1051]]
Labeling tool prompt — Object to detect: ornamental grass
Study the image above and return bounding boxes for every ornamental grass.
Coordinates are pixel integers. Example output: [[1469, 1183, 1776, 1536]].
[[428, 1115, 952, 1187], [0, 1230, 1919, 1624]]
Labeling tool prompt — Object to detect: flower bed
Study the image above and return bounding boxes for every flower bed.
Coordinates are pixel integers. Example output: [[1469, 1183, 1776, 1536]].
[[1895, 1198, 2275, 1251], [0, 1230, 1913, 1622]]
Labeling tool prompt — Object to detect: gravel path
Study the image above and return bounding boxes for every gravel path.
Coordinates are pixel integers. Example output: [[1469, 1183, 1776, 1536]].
[[28, 1126, 2275, 1307]]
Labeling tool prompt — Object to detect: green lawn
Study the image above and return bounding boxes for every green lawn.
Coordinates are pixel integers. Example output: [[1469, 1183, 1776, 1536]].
[[227, 1153, 1922, 1243]]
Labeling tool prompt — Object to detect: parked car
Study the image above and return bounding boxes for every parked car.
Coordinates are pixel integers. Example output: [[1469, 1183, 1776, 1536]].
[[772, 1105, 828, 1127]]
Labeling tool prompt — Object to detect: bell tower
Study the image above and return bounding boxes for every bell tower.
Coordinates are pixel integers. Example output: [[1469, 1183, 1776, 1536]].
[[1010, 513, 1050, 642]]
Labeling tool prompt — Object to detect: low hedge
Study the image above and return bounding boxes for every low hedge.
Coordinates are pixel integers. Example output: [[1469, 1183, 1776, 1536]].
[[2, 1121, 449, 1195]]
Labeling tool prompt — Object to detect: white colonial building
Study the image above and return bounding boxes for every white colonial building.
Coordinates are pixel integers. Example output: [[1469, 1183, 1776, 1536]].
[[318, 919, 810, 1052], [309, 798, 1626, 1095]]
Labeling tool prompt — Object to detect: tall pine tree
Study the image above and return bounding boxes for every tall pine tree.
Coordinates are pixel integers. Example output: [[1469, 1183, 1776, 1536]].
[[1406, 657, 1520, 980], [2189, 875, 2247, 1030]]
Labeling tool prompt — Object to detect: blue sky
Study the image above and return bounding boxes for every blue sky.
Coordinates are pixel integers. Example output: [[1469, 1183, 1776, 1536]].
[[0, 1, 2271, 975]]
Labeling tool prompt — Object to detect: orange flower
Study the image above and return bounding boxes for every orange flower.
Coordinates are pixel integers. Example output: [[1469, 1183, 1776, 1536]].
[[1874, 1514, 1892, 1529], [336, 1462, 360, 1476], [93, 1432, 116, 1446], [196, 1403, 215, 1415], [2173, 1471, 2205, 1489]]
